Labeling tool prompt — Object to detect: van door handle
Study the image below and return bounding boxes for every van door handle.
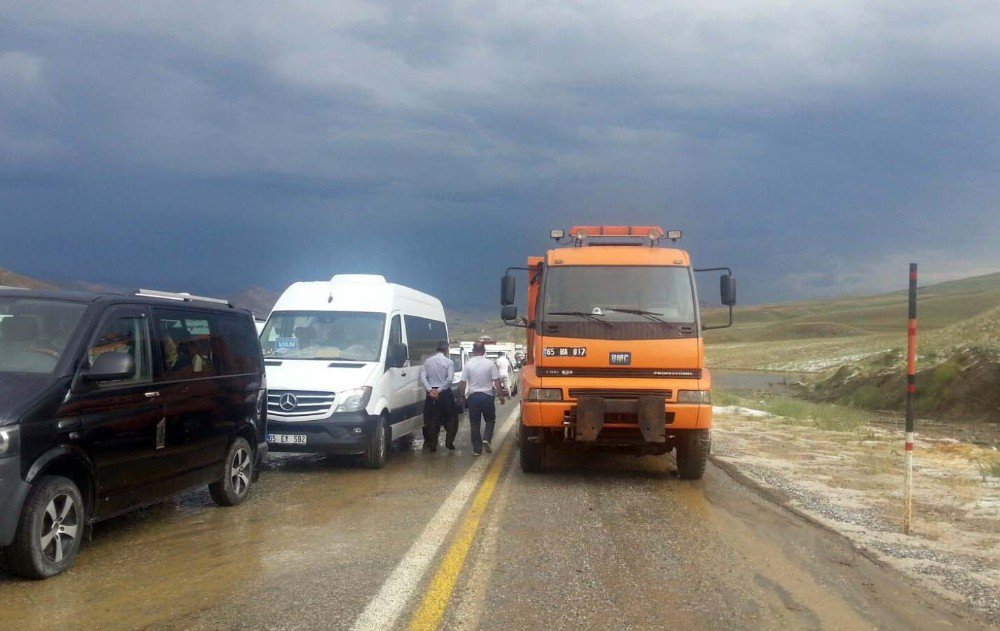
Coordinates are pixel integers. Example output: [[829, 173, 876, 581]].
[[144, 391, 161, 399], [401, 371, 406, 377], [58, 419, 81, 431]]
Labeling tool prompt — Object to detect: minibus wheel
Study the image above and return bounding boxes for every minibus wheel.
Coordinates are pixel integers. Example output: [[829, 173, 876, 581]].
[[7, 475, 85, 579], [363, 415, 389, 469], [210, 437, 254, 506]]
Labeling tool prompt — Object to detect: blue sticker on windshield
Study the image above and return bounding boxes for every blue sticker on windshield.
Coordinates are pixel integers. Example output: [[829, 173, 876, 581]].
[[276, 337, 298, 351]]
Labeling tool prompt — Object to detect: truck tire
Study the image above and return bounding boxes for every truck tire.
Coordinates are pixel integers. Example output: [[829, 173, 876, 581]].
[[675, 429, 710, 480], [363, 415, 389, 469], [519, 422, 544, 473], [6, 475, 85, 579]]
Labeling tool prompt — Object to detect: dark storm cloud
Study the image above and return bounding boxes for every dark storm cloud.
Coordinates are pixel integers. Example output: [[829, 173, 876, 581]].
[[1, 1, 998, 308]]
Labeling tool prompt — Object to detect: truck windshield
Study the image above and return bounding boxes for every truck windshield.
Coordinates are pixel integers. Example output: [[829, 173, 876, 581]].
[[0, 298, 88, 374], [543, 266, 695, 324], [261, 311, 386, 362]]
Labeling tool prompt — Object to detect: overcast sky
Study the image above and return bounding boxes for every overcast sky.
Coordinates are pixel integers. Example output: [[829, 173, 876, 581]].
[[2, 1, 998, 310]]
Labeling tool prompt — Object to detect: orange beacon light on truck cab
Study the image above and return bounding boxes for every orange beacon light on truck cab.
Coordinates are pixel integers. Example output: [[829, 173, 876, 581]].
[[501, 225, 736, 478]]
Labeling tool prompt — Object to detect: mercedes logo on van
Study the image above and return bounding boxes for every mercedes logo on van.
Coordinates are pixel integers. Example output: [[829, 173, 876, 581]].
[[278, 393, 298, 412]]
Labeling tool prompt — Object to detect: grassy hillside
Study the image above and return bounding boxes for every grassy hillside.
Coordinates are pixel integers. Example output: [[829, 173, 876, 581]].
[[704, 272, 1000, 343]]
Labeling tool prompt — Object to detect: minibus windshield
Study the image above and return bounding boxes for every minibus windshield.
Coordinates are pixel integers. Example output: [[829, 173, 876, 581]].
[[261, 311, 386, 362], [0, 298, 88, 374], [543, 266, 696, 324]]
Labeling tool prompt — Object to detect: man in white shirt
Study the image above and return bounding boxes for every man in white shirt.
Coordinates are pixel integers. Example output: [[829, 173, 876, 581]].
[[420, 341, 456, 452], [459, 341, 506, 456], [495, 352, 512, 396]]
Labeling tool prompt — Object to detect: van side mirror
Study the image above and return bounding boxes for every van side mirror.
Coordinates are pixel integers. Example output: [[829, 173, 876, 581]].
[[387, 343, 408, 368], [501, 305, 518, 321], [501, 275, 516, 306], [721, 275, 737, 307], [85, 352, 135, 382]]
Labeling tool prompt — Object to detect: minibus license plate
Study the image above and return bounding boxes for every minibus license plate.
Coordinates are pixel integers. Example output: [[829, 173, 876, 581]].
[[268, 434, 307, 445]]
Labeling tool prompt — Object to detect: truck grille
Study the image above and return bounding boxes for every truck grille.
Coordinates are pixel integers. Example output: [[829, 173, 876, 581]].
[[568, 389, 672, 400], [267, 390, 337, 418]]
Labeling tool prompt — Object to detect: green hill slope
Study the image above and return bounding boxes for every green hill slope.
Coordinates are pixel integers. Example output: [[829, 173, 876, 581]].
[[705, 272, 1000, 344]]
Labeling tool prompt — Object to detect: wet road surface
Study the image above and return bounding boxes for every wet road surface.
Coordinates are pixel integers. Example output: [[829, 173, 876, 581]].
[[1, 398, 986, 630]]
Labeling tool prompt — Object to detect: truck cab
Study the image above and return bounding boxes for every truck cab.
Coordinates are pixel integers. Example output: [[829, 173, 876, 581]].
[[501, 226, 736, 477]]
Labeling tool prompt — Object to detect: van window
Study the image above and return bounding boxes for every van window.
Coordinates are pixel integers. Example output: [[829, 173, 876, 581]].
[[403, 315, 447, 363], [215, 315, 261, 375], [155, 310, 218, 377], [261, 311, 386, 362], [388, 315, 402, 346], [0, 298, 87, 374], [87, 313, 152, 385]]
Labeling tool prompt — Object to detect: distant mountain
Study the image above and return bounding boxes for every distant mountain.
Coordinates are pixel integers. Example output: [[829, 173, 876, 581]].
[[0, 268, 58, 290]]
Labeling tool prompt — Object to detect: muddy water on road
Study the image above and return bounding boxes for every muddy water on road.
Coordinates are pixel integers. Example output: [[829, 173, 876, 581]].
[[0, 439, 484, 631], [447, 448, 981, 631]]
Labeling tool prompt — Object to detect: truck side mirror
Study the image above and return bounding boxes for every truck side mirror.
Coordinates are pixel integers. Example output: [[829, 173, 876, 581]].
[[501, 305, 518, 321], [721, 275, 737, 307], [387, 343, 408, 368], [501, 275, 516, 306]]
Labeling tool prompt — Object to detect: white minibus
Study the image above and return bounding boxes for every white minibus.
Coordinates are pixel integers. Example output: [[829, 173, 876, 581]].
[[259, 274, 447, 468]]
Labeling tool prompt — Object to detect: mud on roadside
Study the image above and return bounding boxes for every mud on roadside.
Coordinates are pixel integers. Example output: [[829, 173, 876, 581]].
[[710, 408, 1000, 625]]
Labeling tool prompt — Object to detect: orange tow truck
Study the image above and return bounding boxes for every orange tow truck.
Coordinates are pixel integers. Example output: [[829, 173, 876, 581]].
[[500, 226, 736, 477]]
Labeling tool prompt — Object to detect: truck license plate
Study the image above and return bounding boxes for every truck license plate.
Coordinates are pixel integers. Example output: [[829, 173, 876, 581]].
[[268, 434, 307, 445]]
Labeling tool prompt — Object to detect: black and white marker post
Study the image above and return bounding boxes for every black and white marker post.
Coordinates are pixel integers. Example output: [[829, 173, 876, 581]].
[[903, 263, 918, 535]]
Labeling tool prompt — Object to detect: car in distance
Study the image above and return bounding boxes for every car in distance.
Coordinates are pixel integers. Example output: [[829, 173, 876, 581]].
[[0, 288, 267, 579]]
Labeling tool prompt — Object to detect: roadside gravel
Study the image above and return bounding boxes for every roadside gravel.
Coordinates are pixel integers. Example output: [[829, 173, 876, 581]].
[[711, 408, 1000, 625]]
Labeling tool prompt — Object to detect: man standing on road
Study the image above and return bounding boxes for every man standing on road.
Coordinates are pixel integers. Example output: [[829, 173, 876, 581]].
[[459, 341, 506, 456], [495, 351, 512, 396], [420, 341, 457, 452]]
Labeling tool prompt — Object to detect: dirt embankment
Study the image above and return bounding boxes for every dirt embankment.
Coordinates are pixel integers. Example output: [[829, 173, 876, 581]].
[[809, 348, 1000, 423]]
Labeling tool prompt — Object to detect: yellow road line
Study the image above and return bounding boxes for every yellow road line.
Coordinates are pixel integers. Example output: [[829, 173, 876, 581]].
[[408, 439, 514, 631]]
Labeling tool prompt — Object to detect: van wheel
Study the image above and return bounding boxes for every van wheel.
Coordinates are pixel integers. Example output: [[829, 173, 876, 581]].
[[363, 415, 389, 469], [210, 437, 254, 506], [519, 422, 544, 473], [675, 430, 710, 480], [6, 476, 85, 579]]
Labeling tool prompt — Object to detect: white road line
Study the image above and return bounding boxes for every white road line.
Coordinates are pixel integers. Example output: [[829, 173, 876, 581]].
[[350, 406, 520, 631]]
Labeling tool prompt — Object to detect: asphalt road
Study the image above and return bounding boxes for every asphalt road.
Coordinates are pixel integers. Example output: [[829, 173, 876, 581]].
[[0, 397, 986, 630]]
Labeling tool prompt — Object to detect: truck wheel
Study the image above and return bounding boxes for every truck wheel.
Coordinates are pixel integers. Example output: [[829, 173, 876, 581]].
[[675, 430, 710, 480], [363, 415, 389, 469], [519, 422, 544, 473], [6, 475, 85, 579], [210, 437, 254, 506]]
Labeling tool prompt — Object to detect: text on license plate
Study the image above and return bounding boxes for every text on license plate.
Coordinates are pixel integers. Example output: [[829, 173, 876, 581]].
[[268, 434, 307, 445]]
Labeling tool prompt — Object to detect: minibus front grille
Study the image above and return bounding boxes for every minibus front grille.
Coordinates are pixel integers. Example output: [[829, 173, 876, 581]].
[[267, 390, 337, 417]]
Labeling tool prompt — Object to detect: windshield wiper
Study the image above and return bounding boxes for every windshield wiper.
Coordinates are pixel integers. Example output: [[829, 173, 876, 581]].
[[546, 311, 614, 327], [603, 308, 669, 324]]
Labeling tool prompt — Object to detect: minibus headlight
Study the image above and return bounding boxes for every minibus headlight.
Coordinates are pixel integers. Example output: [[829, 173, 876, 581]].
[[335, 387, 373, 413], [677, 390, 711, 404], [527, 388, 563, 401], [0, 426, 19, 458]]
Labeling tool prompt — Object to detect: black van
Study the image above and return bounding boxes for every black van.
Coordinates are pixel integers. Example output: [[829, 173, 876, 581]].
[[0, 288, 267, 579]]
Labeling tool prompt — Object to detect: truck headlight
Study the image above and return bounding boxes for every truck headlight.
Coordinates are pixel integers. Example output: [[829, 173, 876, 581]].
[[677, 390, 711, 404], [0, 426, 19, 458], [527, 388, 563, 401], [335, 387, 373, 413]]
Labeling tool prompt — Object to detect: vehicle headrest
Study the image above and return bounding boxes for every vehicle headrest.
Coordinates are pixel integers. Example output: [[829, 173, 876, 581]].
[[1, 315, 41, 342]]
